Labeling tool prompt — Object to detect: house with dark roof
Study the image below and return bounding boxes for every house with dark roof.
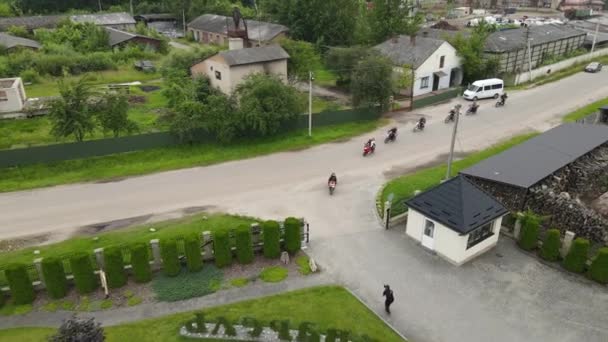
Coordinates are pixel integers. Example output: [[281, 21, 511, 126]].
[[405, 175, 508, 265], [484, 24, 586, 73], [104, 27, 163, 50], [187, 14, 288, 47], [134, 13, 180, 38], [374, 35, 462, 97], [190, 42, 289, 94], [71, 12, 136, 30], [0, 32, 41, 51], [0, 15, 66, 32]]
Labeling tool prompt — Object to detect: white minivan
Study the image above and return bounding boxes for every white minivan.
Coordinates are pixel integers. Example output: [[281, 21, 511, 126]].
[[463, 78, 504, 100]]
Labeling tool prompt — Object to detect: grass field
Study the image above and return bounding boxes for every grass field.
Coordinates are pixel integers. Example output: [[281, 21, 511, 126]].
[[0, 119, 385, 192], [380, 134, 538, 217], [0, 286, 405, 341], [562, 96, 608, 123]]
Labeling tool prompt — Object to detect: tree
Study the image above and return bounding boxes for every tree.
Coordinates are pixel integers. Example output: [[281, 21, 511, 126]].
[[369, 0, 423, 43], [449, 22, 499, 84], [235, 74, 304, 137], [97, 93, 137, 138], [49, 315, 105, 342], [49, 77, 97, 142], [351, 54, 394, 110], [279, 38, 321, 83], [170, 100, 207, 144], [325, 46, 369, 86]]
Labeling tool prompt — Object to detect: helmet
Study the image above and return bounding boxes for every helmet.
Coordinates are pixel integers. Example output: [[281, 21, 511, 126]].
[[331, 172, 336, 177]]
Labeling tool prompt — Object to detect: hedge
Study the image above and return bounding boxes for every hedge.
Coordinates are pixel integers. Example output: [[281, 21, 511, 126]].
[[263, 220, 281, 259], [41, 257, 68, 299], [563, 238, 589, 273], [0, 290, 5, 308], [104, 247, 127, 289], [213, 230, 232, 268], [235, 225, 254, 264], [69, 252, 98, 294], [184, 234, 203, 272], [5, 263, 35, 304], [518, 217, 539, 251], [589, 247, 608, 284], [130, 243, 152, 283], [160, 239, 181, 277], [284, 217, 301, 255], [539, 229, 561, 262]]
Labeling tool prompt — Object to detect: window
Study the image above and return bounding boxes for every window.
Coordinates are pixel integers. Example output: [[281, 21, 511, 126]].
[[491, 83, 502, 90], [484, 85, 491, 91], [424, 220, 435, 238], [215, 71, 222, 80], [0, 90, 7, 102], [467, 221, 495, 249], [420, 77, 429, 89], [439, 55, 445, 68]]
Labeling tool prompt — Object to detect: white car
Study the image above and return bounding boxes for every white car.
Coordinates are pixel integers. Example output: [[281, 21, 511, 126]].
[[585, 62, 603, 73]]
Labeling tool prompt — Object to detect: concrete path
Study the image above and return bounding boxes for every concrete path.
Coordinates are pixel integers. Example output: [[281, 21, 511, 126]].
[[0, 274, 333, 329]]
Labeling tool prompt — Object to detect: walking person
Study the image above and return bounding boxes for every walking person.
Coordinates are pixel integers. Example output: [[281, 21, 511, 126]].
[[383, 284, 394, 314]]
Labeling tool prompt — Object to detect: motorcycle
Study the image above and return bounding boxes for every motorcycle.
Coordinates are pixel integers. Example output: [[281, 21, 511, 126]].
[[495, 99, 506, 107], [412, 121, 425, 132], [384, 131, 397, 143], [466, 105, 479, 115], [444, 111, 456, 123], [363, 143, 375, 156], [328, 180, 336, 195]]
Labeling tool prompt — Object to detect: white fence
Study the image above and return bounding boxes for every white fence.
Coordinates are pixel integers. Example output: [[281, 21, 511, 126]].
[[513, 48, 608, 85]]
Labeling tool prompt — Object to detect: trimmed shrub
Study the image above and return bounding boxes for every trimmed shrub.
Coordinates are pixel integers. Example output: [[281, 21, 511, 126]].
[[263, 220, 281, 259], [160, 239, 180, 277], [563, 238, 590, 273], [213, 230, 232, 268], [5, 263, 35, 304], [235, 225, 254, 264], [184, 234, 203, 272], [0, 289, 5, 308], [70, 252, 98, 294], [284, 217, 301, 254], [130, 243, 152, 283], [518, 217, 539, 251], [540, 229, 561, 262], [104, 247, 127, 289], [589, 247, 608, 284], [41, 257, 68, 299]]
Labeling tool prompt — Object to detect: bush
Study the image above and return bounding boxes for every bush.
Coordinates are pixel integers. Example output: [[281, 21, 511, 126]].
[[563, 238, 590, 273], [263, 221, 281, 259], [518, 216, 540, 251], [213, 230, 232, 268], [160, 239, 180, 277], [103, 247, 127, 289], [69, 252, 98, 294], [235, 225, 254, 264], [184, 234, 203, 272], [0, 290, 5, 308], [19, 68, 40, 84], [41, 257, 68, 299], [5, 263, 35, 304], [540, 229, 561, 262], [589, 247, 608, 284], [130, 243, 152, 283], [284, 217, 302, 254], [49, 316, 105, 342]]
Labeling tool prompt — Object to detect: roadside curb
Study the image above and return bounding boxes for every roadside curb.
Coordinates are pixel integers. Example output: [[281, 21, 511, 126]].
[[344, 287, 409, 342]]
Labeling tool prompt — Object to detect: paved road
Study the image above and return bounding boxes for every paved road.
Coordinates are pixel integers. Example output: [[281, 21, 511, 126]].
[[0, 71, 607, 341]]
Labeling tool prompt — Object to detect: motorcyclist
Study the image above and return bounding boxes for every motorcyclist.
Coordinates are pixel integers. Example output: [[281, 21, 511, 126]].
[[499, 93, 508, 105], [366, 138, 376, 150], [469, 100, 479, 113], [328, 172, 337, 185], [387, 127, 398, 139], [417, 117, 426, 130], [447, 108, 456, 121]]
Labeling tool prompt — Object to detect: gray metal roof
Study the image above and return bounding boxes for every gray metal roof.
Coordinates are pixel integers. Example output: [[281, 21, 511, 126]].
[[374, 35, 447, 68], [188, 14, 288, 42], [104, 27, 161, 46], [485, 24, 586, 53], [219, 45, 289, 66], [406, 175, 508, 234], [0, 15, 66, 31], [461, 123, 608, 189], [134, 13, 176, 22], [71, 12, 136, 26], [0, 32, 41, 49]]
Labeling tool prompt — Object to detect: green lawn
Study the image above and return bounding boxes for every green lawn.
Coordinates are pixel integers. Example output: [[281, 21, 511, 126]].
[[0, 286, 405, 342], [314, 67, 338, 88], [0, 119, 385, 192], [562, 96, 608, 123], [380, 134, 538, 217]]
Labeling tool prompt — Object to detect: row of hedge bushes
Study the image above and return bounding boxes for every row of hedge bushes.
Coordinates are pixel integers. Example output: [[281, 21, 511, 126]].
[[0, 218, 304, 304], [518, 216, 608, 284]]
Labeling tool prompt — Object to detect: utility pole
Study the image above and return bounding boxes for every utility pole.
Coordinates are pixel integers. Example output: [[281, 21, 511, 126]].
[[308, 71, 314, 137], [525, 27, 533, 82], [591, 21, 600, 53], [445, 104, 461, 180], [98, 0, 102, 12], [182, 10, 186, 37], [129, 0, 134, 16]]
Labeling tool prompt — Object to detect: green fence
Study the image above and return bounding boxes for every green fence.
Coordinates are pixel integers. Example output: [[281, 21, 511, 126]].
[[413, 87, 462, 109], [0, 107, 381, 168]]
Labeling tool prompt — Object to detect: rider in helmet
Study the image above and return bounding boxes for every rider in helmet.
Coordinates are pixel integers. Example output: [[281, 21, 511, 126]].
[[500, 92, 508, 105], [418, 117, 426, 129], [328, 172, 337, 185]]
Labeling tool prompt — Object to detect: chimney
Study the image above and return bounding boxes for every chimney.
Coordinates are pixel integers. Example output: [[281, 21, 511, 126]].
[[229, 37, 244, 50], [410, 35, 416, 46]]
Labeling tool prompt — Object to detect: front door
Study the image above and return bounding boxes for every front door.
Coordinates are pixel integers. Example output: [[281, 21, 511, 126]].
[[432, 74, 440, 91], [422, 220, 435, 250]]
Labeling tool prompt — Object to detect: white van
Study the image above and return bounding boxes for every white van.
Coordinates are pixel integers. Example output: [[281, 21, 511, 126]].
[[463, 78, 504, 100]]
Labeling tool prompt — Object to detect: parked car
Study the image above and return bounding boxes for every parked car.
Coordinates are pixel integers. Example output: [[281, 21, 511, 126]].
[[463, 78, 504, 101], [585, 62, 603, 73], [134, 60, 156, 72]]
